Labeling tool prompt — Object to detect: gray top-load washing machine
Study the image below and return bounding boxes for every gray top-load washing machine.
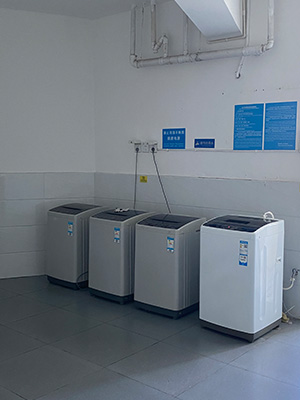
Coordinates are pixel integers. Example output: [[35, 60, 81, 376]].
[[89, 208, 153, 304], [134, 214, 206, 318], [46, 203, 106, 289]]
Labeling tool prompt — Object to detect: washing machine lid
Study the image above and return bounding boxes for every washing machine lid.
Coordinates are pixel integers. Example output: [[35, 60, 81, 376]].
[[203, 215, 276, 232], [138, 214, 197, 229], [49, 203, 100, 215], [92, 209, 145, 222]]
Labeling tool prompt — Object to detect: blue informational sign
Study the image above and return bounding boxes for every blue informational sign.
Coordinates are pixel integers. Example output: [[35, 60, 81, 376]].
[[162, 128, 186, 149], [264, 102, 297, 150], [234, 104, 264, 150], [194, 139, 215, 148]]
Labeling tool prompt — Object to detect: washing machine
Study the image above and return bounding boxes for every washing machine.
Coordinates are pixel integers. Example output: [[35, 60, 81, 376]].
[[134, 214, 206, 318], [46, 203, 106, 289], [89, 208, 153, 304], [200, 214, 284, 342]]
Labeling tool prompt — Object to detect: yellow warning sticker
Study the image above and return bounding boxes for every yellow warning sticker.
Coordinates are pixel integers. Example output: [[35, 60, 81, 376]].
[[140, 176, 148, 183]]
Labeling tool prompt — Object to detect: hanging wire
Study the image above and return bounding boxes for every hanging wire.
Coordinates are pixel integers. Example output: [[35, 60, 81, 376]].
[[151, 149, 171, 213], [76, 271, 88, 290], [133, 148, 139, 209]]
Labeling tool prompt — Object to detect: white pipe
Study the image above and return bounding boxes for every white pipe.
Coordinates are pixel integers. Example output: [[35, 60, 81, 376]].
[[263, 0, 274, 51], [130, 0, 274, 69], [151, 0, 157, 51], [235, 0, 249, 79], [283, 278, 295, 291], [131, 45, 263, 68], [150, 0, 169, 56], [183, 15, 188, 56], [235, 56, 245, 79], [130, 5, 137, 58]]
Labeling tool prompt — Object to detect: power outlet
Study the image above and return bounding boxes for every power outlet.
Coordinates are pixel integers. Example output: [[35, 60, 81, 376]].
[[148, 142, 158, 153], [129, 140, 142, 153], [134, 143, 141, 152], [141, 142, 150, 153]]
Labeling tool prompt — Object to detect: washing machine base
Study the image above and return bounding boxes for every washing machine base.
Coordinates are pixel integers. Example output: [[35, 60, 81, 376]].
[[47, 276, 88, 290], [135, 301, 198, 319], [199, 318, 281, 342], [89, 288, 133, 304]]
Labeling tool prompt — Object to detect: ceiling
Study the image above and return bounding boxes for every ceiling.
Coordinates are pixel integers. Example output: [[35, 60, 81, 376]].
[[0, 0, 169, 19]]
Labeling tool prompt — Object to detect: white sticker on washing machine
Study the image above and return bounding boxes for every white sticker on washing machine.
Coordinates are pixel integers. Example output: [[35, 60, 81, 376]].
[[239, 240, 248, 266], [167, 237, 175, 253], [114, 227, 120, 243], [67, 221, 74, 237]]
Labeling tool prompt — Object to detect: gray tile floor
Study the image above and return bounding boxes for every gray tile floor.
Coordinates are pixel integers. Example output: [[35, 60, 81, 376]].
[[0, 276, 300, 400]]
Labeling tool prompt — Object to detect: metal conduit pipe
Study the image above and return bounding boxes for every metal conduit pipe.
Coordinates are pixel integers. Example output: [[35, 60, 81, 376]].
[[130, 0, 274, 69]]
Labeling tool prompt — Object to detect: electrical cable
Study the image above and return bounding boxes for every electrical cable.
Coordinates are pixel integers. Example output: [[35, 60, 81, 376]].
[[76, 271, 88, 290], [283, 302, 300, 320], [133, 147, 139, 209], [151, 147, 171, 213]]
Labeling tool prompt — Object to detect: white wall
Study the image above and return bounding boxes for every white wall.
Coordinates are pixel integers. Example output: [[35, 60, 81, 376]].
[[0, 9, 95, 173], [92, 0, 300, 181], [0, 9, 96, 277], [1, 0, 300, 318], [92, 0, 300, 315]]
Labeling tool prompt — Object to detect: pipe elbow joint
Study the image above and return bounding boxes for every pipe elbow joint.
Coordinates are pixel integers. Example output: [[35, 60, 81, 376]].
[[130, 55, 139, 68]]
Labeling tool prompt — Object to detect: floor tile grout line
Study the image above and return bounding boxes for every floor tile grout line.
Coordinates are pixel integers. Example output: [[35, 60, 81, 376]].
[[0, 384, 28, 400], [0, 342, 48, 366], [2, 277, 300, 398], [54, 303, 135, 323], [0, 302, 55, 325], [2, 308, 104, 346], [9, 318, 104, 347], [47, 326, 159, 369], [0, 342, 102, 376], [102, 367, 182, 398], [103, 340, 159, 369], [105, 312, 199, 341], [174, 361, 229, 397], [224, 362, 300, 390]]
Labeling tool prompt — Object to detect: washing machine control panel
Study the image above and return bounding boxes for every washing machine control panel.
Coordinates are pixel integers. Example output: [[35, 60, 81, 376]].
[[204, 215, 276, 232]]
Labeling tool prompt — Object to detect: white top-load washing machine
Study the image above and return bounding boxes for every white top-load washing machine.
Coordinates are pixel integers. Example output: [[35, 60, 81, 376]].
[[46, 203, 106, 289], [200, 215, 284, 342], [134, 214, 206, 318], [89, 208, 153, 304]]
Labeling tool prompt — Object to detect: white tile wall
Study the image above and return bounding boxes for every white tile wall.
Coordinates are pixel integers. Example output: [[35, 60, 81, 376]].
[[0, 200, 45, 227], [0, 172, 95, 278], [95, 172, 300, 312], [0, 174, 44, 200], [0, 251, 46, 278], [45, 173, 94, 199], [2, 169, 300, 320], [0, 226, 45, 254]]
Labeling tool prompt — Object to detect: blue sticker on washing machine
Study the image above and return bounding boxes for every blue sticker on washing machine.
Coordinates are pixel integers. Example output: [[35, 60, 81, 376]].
[[67, 222, 74, 237], [239, 240, 248, 266], [114, 227, 120, 243], [167, 237, 175, 253]]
